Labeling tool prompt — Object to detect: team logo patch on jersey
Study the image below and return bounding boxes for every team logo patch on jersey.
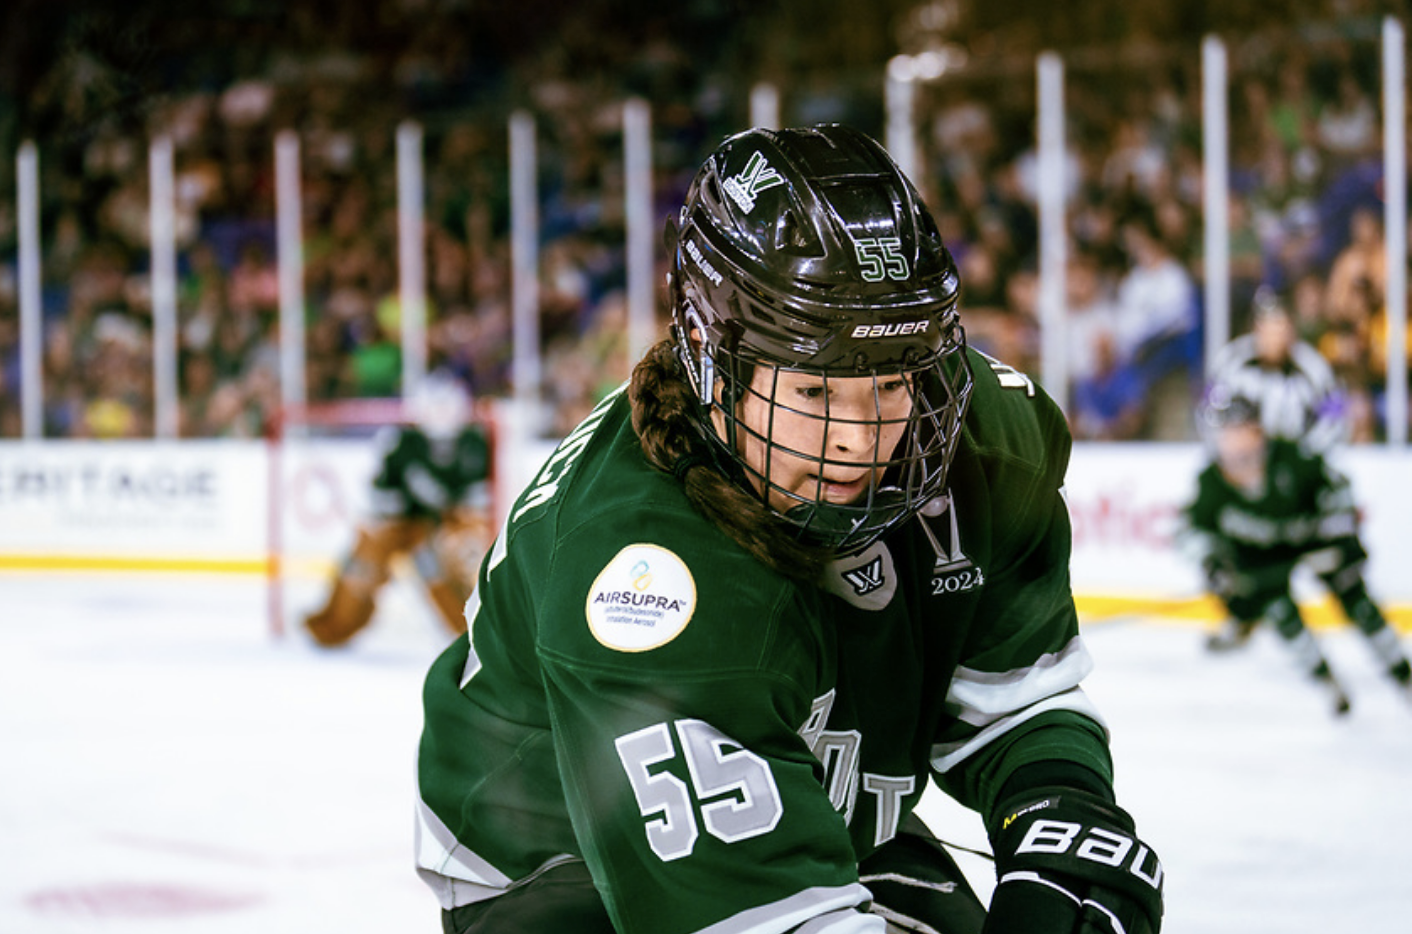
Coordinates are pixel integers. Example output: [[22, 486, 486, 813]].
[[843, 556, 886, 595], [822, 541, 897, 611], [586, 544, 697, 652]]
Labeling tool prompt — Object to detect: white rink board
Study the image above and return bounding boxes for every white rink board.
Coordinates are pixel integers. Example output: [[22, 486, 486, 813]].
[[0, 440, 269, 563], [498, 438, 1412, 607], [2, 439, 1411, 604], [1064, 443, 1412, 603]]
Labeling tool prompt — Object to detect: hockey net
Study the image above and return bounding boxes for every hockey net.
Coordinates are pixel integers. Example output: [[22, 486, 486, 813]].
[[266, 397, 501, 648]]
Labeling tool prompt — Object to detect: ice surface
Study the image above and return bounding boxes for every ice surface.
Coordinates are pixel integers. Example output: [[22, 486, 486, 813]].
[[1, 573, 1408, 933]]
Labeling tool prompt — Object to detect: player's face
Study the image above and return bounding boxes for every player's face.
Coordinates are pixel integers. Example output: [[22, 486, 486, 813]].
[[733, 368, 913, 512], [1254, 311, 1295, 365], [1217, 421, 1267, 492]]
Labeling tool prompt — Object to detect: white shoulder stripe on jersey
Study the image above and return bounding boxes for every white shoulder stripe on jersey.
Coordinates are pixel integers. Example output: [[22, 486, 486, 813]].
[[930, 688, 1106, 774], [945, 635, 1093, 725], [932, 637, 1106, 773]]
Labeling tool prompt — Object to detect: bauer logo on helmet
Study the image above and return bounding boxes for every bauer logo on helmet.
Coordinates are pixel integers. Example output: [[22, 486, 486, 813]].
[[850, 320, 931, 340]]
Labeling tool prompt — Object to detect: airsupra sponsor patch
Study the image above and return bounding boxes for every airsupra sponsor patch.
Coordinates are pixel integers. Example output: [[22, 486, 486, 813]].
[[586, 544, 697, 652]]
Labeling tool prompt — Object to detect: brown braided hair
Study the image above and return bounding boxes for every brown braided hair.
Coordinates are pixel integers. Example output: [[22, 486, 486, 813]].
[[629, 338, 831, 582]]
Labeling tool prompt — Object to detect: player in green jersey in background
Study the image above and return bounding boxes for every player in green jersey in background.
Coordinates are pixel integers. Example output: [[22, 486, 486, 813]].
[[305, 371, 492, 646], [1181, 392, 1411, 715], [416, 125, 1164, 934]]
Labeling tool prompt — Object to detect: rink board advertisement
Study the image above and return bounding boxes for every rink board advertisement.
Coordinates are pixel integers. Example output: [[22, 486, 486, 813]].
[[0, 441, 269, 571], [1064, 444, 1412, 608], [1, 439, 1410, 607], [0, 439, 379, 577]]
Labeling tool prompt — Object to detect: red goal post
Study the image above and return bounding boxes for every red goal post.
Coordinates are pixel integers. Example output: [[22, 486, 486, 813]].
[[265, 397, 501, 640]]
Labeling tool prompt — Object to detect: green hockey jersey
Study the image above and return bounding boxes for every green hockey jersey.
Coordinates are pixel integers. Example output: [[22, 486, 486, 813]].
[[369, 425, 490, 521], [1182, 438, 1362, 573], [415, 349, 1112, 934]]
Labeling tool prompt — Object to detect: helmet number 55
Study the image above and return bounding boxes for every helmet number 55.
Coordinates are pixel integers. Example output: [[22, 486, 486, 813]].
[[854, 237, 910, 282]]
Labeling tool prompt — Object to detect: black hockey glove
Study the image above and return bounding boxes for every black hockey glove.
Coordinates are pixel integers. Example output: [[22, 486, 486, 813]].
[[983, 787, 1163, 934]]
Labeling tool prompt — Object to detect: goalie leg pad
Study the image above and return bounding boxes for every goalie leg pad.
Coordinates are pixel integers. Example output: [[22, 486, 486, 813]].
[[425, 577, 470, 636], [305, 579, 377, 646], [304, 520, 421, 646], [408, 535, 472, 637], [344, 519, 425, 591]]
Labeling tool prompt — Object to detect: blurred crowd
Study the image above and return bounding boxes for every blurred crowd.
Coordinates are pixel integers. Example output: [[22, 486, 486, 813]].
[[0, 3, 1408, 443], [915, 25, 1404, 443]]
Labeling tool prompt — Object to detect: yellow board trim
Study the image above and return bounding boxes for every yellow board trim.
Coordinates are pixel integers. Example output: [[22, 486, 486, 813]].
[[2, 554, 1408, 633], [1075, 593, 1412, 633], [0, 553, 270, 575]]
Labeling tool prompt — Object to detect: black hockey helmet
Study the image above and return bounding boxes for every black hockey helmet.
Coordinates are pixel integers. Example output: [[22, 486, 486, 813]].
[[1200, 385, 1263, 432], [1251, 283, 1289, 320], [1202, 388, 1268, 485], [666, 123, 973, 554]]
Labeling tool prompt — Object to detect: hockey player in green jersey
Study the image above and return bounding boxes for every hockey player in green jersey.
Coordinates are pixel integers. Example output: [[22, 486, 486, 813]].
[[305, 371, 492, 646], [1181, 392, 1412, 714], [416, 125, 1164, 934]]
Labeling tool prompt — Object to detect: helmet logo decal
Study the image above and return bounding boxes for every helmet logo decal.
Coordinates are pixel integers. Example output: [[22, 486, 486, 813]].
[[853, 237, 910, 282], [684, 238, 723, 286], [723, 151, 784, 213], [851, 320, 930, 339]]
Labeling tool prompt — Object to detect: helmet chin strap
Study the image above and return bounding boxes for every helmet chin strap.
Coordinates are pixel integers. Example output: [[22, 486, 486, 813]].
[[784, 485, 912, 555]]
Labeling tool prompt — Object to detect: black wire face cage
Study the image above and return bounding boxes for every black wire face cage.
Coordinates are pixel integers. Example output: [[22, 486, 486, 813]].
[[710, 340, 974, 556]]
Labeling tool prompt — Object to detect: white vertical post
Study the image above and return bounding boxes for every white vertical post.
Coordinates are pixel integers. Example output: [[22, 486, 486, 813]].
[[1383, 17, 1408, 447], [149, 136, 179, 439], [1037, 52, 1067, 408], [397, 120, 427, 394], [750, 82, 780, 130], [885, 56, 919, 185], [17, 141, 42, 439], [510, 111, 541, 427], [1202, 35, 1231, 376], [624, 98, 655, 368], [275, 131, 306, 418]]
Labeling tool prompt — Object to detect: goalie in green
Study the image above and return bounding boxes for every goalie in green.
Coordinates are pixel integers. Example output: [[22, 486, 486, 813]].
[[304, 372, 492, 646]]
